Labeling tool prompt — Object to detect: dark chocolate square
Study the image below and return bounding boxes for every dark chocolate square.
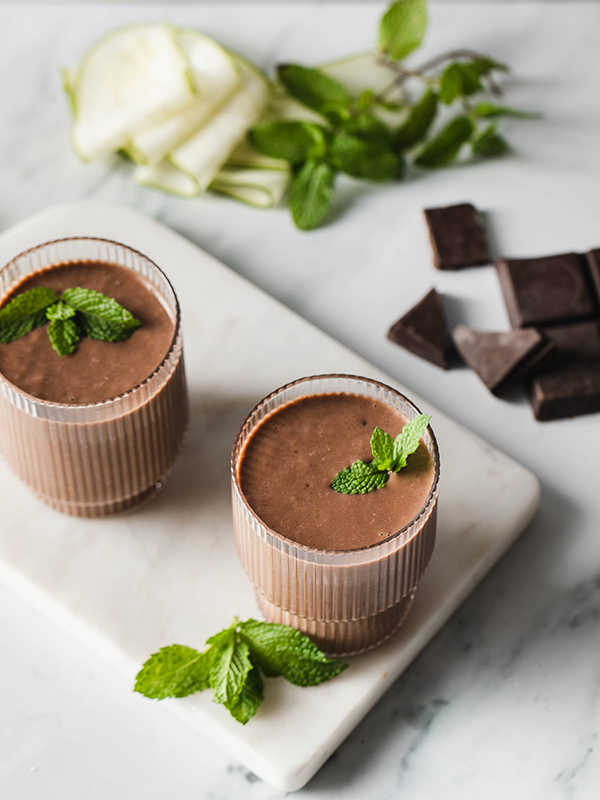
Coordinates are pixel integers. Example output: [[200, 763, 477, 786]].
[[529, 320, 600, 420], [423, 203, 490, 270], [387, 288, 449, 368], [496, 253, 597, 328], [585, 249, 600, 304]]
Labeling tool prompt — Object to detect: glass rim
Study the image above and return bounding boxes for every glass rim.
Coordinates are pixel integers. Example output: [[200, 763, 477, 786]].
[[0, 236, 182, 410], [231, 373, 441, 556]]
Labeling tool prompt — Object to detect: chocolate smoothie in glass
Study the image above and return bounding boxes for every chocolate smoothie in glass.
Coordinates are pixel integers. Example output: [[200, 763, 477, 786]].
[[231, 375, 440, 656], [0, 238, 189, 517]]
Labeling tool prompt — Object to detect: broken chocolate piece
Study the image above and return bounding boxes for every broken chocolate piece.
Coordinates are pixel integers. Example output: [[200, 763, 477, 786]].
[[585, 249, 600, 304], [496, 252, 597, 328], [387, 288, 449, 369], [452, 324, 555, 396], [529, 320, 600, 421], [423, 203, 490, 270]]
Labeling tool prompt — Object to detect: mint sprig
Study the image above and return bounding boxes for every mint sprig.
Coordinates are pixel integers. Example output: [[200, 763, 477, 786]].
[[134, 619, 348, 725], [331, 413, 431, 495], [0, 286, 141, 356], [249, 0, 540, 230]]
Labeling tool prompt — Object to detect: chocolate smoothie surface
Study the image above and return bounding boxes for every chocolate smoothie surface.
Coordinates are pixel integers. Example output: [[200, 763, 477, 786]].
[[0, 261, 175, 403], [239, 393, 435, 551]]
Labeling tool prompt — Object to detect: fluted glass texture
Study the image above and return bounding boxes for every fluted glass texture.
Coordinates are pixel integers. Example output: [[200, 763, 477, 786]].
[[0, 238, 189, 517], [231, 375, 440, 656]]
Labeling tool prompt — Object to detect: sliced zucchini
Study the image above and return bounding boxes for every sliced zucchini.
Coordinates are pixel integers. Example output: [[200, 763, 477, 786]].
[[72, 23, 197, 161], [135, 160, 198, 198], [168, 57, 269, 193], [126, 29, 242, 166], [210, 166, 291, 208]]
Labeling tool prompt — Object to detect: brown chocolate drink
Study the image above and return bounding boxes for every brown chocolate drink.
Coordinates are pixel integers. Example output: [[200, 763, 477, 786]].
[[239, 393, 435, 551], [0, 239, 188, 517], [0, 261, 174, 403], [232, 375, 439, 656]]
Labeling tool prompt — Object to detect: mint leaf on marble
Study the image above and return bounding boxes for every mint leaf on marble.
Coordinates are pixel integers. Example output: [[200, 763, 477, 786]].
[[250, 120, 328, 163], [290, 159, 335, 230], [134, 619, 348, 725], [332, 414, 431, 494], [239, 619, 348, 686], [395, 88, 438, 151], [328, 133, 403, 181], [379, 0, 428, 60], [414, 116, 474, 168], [134, 645, 211, 699], [278, 64, 352, 116], [473, 102, 542, 120]]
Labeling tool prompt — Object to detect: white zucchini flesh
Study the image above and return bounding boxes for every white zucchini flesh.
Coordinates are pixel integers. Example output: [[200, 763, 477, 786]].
[[168, 58, 269, 193], [126, 30, 242, 166], [72, 23, 197, 161], [135, 160, 199, 198], [210, 166, 291, 208]]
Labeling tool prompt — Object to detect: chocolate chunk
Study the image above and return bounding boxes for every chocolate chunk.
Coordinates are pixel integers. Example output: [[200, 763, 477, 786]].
[[529, 321, 600, 420], [496, 252, 597, 328], [387, 288, 449, 369], [452, 325, 555, 396], [423, 203, 490, 270], [585, 249, 600, 303]]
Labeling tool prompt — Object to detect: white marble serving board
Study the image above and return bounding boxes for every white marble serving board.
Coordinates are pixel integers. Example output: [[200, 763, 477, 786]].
[[0, 201, 539, 792]]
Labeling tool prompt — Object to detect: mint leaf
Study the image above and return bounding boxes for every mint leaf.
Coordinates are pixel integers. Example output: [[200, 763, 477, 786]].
[[250, 120, 328, 163], [331, 460, 389, 494], [62, 287, 141, 330], [469, 56, 509, 77], [290, 160, 335, 230], [78, 313, 132, 342], [47, 317, 80, 356], [471, 123, 509, 156], [439, 63, 483, 105], [379, 0, 428, 61], [134, 645, 211, 699], [370, 427, 396, 470], [46, 300, 76, 321], [278, 64, 352, 115], [208, 628, 253, 706], [329, 133, 403, 181], [473, 102, 542, 120], [0, 287, 57, 343], [414, 116, 473, 168], [340, 111, 392, 146], [393, 413, 431, 471], [395, 88, 438, 150], [239, 620, 348, 686], [223, 663, 264, 725]]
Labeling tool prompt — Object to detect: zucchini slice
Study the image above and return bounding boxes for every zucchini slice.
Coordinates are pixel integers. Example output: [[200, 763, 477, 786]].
[[72, 23, 197, 161], [210, 166, 291, 208]]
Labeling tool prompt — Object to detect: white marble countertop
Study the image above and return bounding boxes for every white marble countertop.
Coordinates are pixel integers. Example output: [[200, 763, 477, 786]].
[[1, 3, 600, 799]]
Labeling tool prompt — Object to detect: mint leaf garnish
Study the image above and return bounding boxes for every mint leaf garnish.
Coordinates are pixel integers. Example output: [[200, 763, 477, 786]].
[[393, 413, 431, 471], [473, 102, 542, 120], [62, 287, 141, 329], [290, 159, 335, 230], [0, 287, 57, 343], [332, 414, 431, 494], [331, 460, 389, 495], [0, 284, 142, 355], [133, 645, 210, 699], [370, 427, 395, 470], [379, 0, 428, 60], [134, 619, 348, 725]]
